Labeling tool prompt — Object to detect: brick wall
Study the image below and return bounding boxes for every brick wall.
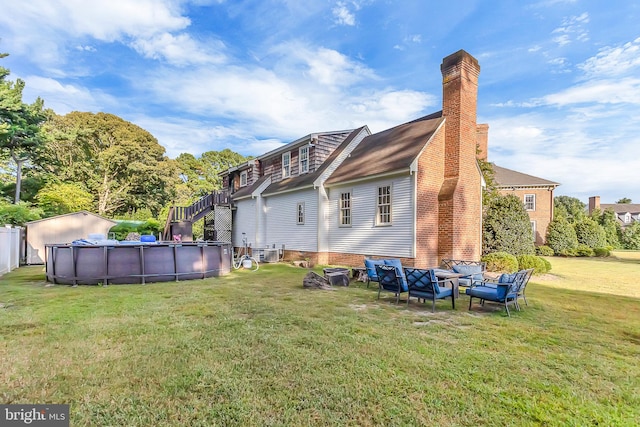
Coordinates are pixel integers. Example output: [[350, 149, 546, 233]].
[[438, 50, 483, 262], [499, 187, 555, 245], [476, 124, 489, 161], [415, 128, 445, 268]]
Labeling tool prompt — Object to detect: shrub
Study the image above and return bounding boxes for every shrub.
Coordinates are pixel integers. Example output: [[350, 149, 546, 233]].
[[0, 201, 43, 226], [621, 222, 640, 250], [593, 247, 610, 257], [516, 254, 551, 274], [483, 194, 535, 256], [541, 257, 552, 272], [35, 182, 94, 216], [109, 219, 161, 240], [558, 248, 577, 257], [481, 252, 518, 273], [546, 219, 578, 254], [574, 218, 607, 249], [575, 244, 594, 257], [536, 245, 554, 256]]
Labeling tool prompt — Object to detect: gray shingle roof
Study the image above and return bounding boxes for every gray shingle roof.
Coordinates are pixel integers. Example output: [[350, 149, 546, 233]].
[[260, 127, 366, 196], [492, 164, 560, 188], [599, 204, 640, 214], [325, 112, 444, 185]]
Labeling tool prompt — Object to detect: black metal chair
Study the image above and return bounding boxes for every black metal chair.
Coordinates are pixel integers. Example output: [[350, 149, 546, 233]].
[[374, 264, 407, 304], [404, 267, 455, 312], [466, 270, 525, 317]]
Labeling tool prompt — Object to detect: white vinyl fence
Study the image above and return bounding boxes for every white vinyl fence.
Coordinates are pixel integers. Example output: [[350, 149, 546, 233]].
[[0, 226, 22, 276]]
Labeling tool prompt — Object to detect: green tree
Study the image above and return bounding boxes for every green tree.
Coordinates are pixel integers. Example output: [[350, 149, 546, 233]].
[[39, 112, 178, 217], [0, 200, 43, 225], [176, 149, 251, 198], [574, 217, 607, 249], [591, 208, 621, 248], [0, 54, 46, 203], [483, 194, 535, 256], [35, 182, 93, 216], [554, 195, 586, 223], [616, 197, 632, 204], [621, 222, 640, 250], [478, 159, 499, 208], [546, 219, 578, 254]]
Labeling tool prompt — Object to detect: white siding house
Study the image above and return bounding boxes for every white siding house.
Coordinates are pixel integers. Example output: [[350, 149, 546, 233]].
[[327, 175, 414, 258], [264, 189, 318, 252], [221, 50, 486, 266]]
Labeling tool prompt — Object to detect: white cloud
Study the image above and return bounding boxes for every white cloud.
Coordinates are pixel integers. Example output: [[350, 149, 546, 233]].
[[332, 2, 356, 26], [551, 12, 589, 46], [20, 75, 117, 114], [0, 0, 203, 69], [131, 115, 285, 158], [130, 32, 226, 66], [579, 37, 640, 78], [139, 39, 435, 144], [542, 78, 640, 106]]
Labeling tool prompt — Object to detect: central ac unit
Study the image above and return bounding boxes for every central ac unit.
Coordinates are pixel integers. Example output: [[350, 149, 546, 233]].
[[263, 248, 279, 263]]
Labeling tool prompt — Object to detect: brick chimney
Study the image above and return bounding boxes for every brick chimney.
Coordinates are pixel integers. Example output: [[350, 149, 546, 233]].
[[476, 124, 489, 161], [588, 196, 600, 215], [438, 50, 482, 261]]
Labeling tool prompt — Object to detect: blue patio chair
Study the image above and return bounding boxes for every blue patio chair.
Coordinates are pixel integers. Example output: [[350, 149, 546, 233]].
[[451, 264, 485, 288], [364, 258, 385, 288], [515, 268, 534, 307], [404, 267, 455, 312], [374, 264, 408, 304], [466, 272, 521, 317]]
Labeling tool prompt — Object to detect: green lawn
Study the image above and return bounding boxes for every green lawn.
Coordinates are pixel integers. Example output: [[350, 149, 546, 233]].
[[1, 257, 639, 426]]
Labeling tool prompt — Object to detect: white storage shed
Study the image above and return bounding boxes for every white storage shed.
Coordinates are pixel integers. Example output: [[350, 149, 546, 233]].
[[25, 211, 118, 265]]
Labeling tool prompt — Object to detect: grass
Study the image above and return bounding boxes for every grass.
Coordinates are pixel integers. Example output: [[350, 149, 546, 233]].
[[1, 257, 639, 426]]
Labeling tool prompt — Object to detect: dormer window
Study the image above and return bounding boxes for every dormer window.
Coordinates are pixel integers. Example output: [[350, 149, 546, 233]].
[[282, 152, 291, 178], [299, 146, 309, 174], [240, 171, 247, 187], [624, 212, 632, 223]]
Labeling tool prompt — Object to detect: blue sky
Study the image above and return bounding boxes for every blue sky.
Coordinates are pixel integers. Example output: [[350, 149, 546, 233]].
[[1, 0, 639, 204]]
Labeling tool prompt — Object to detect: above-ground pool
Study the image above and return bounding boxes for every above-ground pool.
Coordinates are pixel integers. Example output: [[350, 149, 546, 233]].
[[45, 241, 232, 285]]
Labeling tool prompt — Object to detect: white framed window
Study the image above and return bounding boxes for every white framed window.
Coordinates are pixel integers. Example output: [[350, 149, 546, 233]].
[[624, 213, 632, 223], [524, 194, 536, 211], [340, 192, 352, 227], [282, 152, 291, 178], [240, 171, 247, 187], [531, 221, 536, 241], [297, 202, 305, 225], [299, 146, 309, 174], [376, 185, 391, 225]]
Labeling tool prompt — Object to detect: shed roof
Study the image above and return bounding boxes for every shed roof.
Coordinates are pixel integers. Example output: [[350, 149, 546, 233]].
[[325, 112, 444, 185], [26, 211, 118, 225]]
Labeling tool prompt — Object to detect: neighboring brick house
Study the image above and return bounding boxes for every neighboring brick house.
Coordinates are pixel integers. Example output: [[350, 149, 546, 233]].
[[588, 196, 640, 228], [221, 50, 484, 267], [490, 164, 559, 245]]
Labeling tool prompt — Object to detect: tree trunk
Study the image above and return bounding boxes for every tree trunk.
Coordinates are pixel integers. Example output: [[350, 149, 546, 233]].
[[11, 148, 24, 204]]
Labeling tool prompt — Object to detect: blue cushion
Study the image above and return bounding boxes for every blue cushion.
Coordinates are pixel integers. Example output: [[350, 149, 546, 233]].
[[411, 287, 452, 300], [499, 273, 517, 284], [364, 259, 384, 280], [466, 284, 514, 301], [458, 277, 472, 287], [383, 259, 408, 292], [405, 268, 438, 293], [452, 265, 484, 283]]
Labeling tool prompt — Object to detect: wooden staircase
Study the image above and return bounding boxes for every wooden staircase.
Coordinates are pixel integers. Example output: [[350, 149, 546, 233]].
[[163, 190, 231, 241]]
